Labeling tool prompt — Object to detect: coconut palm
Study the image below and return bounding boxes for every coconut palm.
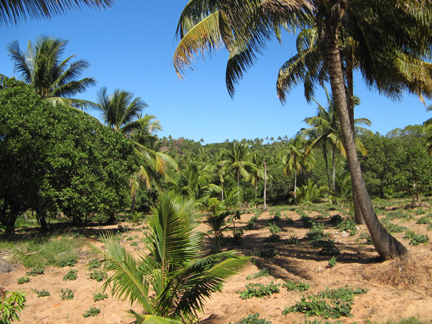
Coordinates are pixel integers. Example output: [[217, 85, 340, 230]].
[[218, 141, 257, 188], [302, 88, 370, 190], [279, 136, 315, 203], [172, 0, 430, 259], [7, 36, 96, 109], [91, 192, 248, 323], [0, 0, 112, 26], [92, 87, 149, 134]]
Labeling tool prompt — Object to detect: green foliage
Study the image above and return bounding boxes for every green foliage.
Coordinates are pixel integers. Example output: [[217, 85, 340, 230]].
[[417, 215, 432, 224], [253, 245, 278, 258], [296, 179, 329, 205], [282, 281, 310, 292], [403, 231, 429, 246], [0, 289, 26, 324], [60, 289, 74, 300], [87, 258, 102, 270], [26, 267, 44, 276], [58, 255, 77, 268], [229, 313, 272, 324], [267, 222, 281, 234], [83, 307, 100, 318], [358, 233, 374, 245], [306, 223, 327, 244], [0, 78, 140, 232], [282, 286, 367, 319], [246, 268, 271, 280], [285, 236, 300, 244], [382, 218, 408, 233], [33, 289, 50, 298], [319, 239, 340, 256], [130, 242, 139, 247], [93, 293, 108, 302], [63, 269, 78, 281], [90, 192, 249, 323], [16, 276, 30, 285], [88, 270, 107, 282], [328, 257, 337, 268], [238, 282, 280, 299], [264, 234, 281, 243]]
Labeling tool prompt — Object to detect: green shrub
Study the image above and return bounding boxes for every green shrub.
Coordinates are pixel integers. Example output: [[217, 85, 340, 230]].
[[58, 255, 78, 267], [63, 269, 78, 281], [283, 280, 310, 292], [229, 313, 272, 324], [83, 307, 100, 318], [403, 231, 429, 246], [93, 293, 108, 301], [358, 233, 373, 245], [238, 282, 280, 299], [319, 239, 340, 256], [264, 234, 281, 243], [26, 267, 44, 276], [87, 258, 102, 270], [33, 289, 50, 298], [60, 288, 74, 300], [267, 222, 281, 234], [88, 270, 107, 282], [417, 216, 432, 224], [328, 257, 337, 268], [246, 268, 271, 280], [17, 276, 30, 284], [285, 236, 299, 244]]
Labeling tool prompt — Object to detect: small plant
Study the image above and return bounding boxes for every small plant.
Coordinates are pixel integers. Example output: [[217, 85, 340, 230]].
[[417, 215, 432, 224], [88, 270, 107, 282], [358, 233, 373, 245], [382, 218, 408, 233], [17, 276, 30, 284], [33, 289, 50, 298], [246, 268, 271, 280], [126, 236, 134, 241], [403, 230, 429, 246], [286, 217, 294, 226], [328, 257, 337, 268], [253, 245, 278, 258], [63, 269, 78, 281], [83, 307, 100, 318], [264, 234, 281, 243], [238, 282, 280, 299], [283, 280, 310, 292], [0, 288, 26, 324], [267, 222, 281, 234], [93, 292, 108, 301], [229, 313, 272, 324], [285, 236, 299, 245], [130, 241, 139, 247], [26, 267, 44, 276], [273, 209, 282, 221], [58, 255, 78, 267], [87, 258, 102, 269], [319, 239, 340, 256], [60, 288, 74, 300]]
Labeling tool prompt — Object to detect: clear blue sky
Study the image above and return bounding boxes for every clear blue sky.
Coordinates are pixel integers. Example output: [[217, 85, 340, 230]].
[[1, 1, 430, 144]]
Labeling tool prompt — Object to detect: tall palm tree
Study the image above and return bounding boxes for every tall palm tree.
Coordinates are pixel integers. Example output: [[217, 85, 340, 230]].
[[92, 87, 150, 133], [218, 141, 257, 188], [302, 88, 370, 190], [91, 192, 248, 323], [279, 136, 315, 203], [172, 0, 432, 259], [7, 35, 96, 109], [0, 0, 113, 26]]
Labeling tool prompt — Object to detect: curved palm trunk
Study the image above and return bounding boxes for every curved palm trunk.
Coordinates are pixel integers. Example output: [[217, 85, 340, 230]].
[[331, 143, 336, 191], [326, 21, 407, 260], [346, 58, 365, 224]]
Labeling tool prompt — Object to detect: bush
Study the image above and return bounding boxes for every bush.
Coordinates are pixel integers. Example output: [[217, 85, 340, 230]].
[[229, 313, 272, 324], [238, 282, 280, 299], [0, 289, 26, 323], [246, 268, 271, 280], [283, 280, 310, 292]]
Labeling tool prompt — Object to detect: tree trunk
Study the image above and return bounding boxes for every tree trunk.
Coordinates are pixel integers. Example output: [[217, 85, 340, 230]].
[[293, 172, 297, 204], [221, 181, 225, 201], [131, 193, 136, 213], [325, 20, 407, 260], [331, 143, 336, 191], [322, 141, 331, 189], [263, 161, 268, 211], [108, 212, 116, 225], [346, 57, 365, 224]]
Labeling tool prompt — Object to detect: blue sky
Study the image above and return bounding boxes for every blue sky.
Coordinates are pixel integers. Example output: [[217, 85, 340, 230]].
[[1, 1, 430, 144]]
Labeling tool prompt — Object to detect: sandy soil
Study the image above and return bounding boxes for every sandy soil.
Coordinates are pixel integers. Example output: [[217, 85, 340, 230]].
[[1, 203, 432, 324]]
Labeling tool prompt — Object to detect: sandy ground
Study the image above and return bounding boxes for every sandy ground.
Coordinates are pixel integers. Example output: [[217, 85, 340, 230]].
[[1, 203, 432, 324]]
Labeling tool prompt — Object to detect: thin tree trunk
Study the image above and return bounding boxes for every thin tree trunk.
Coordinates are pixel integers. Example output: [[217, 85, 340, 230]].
[[346, 57, 365, 224], [294, 172, 297, 204], [332, 143, 336, 191], [221, 181, 224, 201], [325, 20, 407, 260], [322, 141, 331, 189], [263, 161, 267, 211]]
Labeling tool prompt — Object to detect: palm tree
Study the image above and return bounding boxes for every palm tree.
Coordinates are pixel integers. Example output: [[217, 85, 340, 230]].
[[218, 141, 257, 188], [302, 88, 371, 191], [92, 87, 149, 133], [172, 0, 432, 259], [7, 36, 96, 109], [91, 192, 248, 323], [0, 0, 112, 26]]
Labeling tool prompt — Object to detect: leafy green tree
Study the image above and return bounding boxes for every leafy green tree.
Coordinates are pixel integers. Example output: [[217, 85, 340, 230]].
[[7, 36, 96, 109], [0, 0, 113, 26], [91, 192, 248, 323], [0, 78, 139, 233]]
